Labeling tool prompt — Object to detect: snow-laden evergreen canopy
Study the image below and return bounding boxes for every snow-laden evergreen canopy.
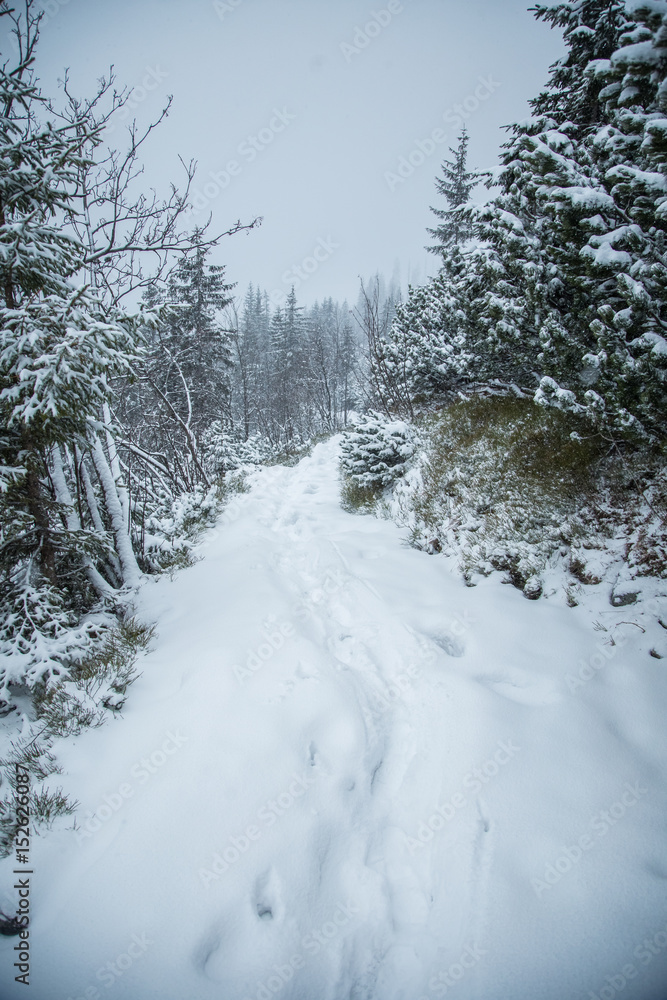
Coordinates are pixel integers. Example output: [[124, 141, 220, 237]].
[[426, 129, 482, 258], [374, 0, 667, 441], [340, 411, 415, 489], [0, 26, 146, 694]]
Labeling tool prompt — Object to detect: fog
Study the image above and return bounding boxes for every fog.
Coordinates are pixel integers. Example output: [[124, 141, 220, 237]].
[[24, 0, 563, 304]]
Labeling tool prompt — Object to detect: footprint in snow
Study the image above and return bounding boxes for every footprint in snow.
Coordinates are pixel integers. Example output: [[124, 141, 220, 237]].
[[266, 678, 296, 705], [429, 629, 465, 657], [370, 757, 384, 792], [254, 869, 282, 924], [193, 926, 222, 978], [474, 669, 561, 706]]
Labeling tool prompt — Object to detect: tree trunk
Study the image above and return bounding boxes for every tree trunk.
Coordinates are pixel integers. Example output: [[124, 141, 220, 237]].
[[21, 432, 58, 586], [51, 445, 117, 599], [91, 435, 142, 588]]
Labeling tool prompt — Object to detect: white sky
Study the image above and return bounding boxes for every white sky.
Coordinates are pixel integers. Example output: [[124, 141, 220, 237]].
[[17, 0, 563, 306]]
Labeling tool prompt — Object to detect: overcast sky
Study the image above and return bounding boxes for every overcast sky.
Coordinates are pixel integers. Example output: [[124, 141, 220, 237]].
[[18, 0, 563, 307]]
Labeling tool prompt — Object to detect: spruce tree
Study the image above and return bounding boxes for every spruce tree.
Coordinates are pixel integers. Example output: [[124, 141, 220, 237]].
[[375, 134, 482, 405], [474, 0, 667, 437], [380, 272, 473, 402], [163, 242, 235, 430], [340, 412, 415, 489], [531, 1, 631, 128], [426, 129, 481, 260]]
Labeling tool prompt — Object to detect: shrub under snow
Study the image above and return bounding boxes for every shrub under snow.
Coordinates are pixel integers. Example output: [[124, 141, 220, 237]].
[[387, 395, 667, 602], [202, 424, 277, 476], [340, 412, 416, 490]]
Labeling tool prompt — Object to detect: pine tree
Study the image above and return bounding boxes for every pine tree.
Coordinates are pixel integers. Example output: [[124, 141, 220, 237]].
[[231, 283, 260, 440], [426, 129, 481, 260], [448, 0, 667, 438], [338, 311, 359, 424], [376, 135, 483, 406], [380, 272, 473, 402], [268, 287, 305, 444], [469, 3, 629, 390], [268, 306, 290, 442], [573, 0, 667, 438], [371, 0, 667, 426], [340, 412, 415, 489], [0, 13, 141, 689], [366, 131, 482, 408], [531, 1, 631, 128], [163, 242, 235, 429]]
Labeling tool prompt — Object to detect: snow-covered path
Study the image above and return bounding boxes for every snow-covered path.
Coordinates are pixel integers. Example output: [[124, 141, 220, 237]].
[[3, 439, 667, 1000]]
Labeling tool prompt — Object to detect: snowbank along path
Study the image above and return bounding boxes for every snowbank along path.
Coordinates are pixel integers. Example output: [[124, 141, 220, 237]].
[[2, 438, 667, 1000]]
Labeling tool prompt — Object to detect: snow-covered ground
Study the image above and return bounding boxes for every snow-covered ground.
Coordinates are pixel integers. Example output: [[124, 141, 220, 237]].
[[2, 438, 667, 1000]]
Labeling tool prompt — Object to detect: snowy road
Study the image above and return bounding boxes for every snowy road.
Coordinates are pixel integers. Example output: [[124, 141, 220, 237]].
[[2, 439, 667, 1000]]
